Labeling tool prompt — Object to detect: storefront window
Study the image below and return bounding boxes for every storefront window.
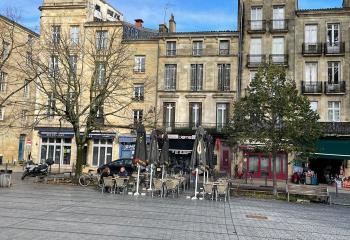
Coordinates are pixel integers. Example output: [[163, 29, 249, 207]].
[[40, 138, 72, 165], [92, 139, 113, 167], [261, 156, 269, 172], [249, 156, 259, 172]]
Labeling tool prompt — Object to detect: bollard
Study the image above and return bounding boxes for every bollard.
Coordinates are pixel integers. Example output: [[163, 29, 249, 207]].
[[336, 179, 338, 197]]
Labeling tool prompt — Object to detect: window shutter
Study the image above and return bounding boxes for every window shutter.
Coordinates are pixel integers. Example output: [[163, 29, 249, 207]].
[[198, 103, 202, 126], [171, 104, 175, 128]]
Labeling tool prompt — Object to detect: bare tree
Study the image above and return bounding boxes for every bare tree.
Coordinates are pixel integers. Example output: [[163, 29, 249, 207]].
[[25, 23, 154, 177]]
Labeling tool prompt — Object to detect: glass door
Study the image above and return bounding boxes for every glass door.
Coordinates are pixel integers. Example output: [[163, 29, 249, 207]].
[[250, 38, 262, 63], [251, 7, 262, 30], [327, 24, 340, 52]]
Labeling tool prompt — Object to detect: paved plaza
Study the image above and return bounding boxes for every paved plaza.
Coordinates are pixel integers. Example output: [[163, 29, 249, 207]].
[[0, 180, 350, 240]]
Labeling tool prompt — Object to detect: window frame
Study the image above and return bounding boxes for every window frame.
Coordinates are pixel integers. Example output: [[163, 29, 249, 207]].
[[134, 55, 146, 73]]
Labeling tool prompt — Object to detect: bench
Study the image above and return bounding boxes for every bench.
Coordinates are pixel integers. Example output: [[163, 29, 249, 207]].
[[286, 184, 330, 204]]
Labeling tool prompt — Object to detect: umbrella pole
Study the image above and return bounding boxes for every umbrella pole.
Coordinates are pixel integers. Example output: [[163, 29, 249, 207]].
[[191, 168, 198, 200], [148, 164, 153, 191], [134, 164, 141, 196]]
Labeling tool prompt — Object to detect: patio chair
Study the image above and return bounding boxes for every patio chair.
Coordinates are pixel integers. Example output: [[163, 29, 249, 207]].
[[165, 179, 179, 198], [102, 176, 116, 194], [216, 183, 228, 202], [203, 182, 214, 200], [115, 178, 127, 195], [152, 179, 164, 198]]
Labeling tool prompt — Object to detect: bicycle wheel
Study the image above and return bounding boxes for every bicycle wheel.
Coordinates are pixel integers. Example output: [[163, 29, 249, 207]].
[[79, 175, 91, 187]]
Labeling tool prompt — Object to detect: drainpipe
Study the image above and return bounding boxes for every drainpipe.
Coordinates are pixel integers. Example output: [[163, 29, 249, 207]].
[[237, 0, 244, 98]]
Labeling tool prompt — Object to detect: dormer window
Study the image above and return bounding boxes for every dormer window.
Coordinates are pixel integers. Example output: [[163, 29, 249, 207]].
[[95, 5, 101, 12]]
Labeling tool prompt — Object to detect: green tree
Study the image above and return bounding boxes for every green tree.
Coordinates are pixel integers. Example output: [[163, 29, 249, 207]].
[[226, 64, 323, 195]]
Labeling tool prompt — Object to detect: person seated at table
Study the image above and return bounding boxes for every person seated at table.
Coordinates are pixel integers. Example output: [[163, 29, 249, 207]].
[[118, 167, 128, 177]]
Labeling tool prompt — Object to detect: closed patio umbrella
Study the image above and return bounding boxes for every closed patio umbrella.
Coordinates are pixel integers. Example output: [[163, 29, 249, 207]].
[[148, 130, 159, 190], [190, 126, 207, 199], [133, 123, 147, 196], [159, 132, 169, 179], [205, 134, 214, 183]]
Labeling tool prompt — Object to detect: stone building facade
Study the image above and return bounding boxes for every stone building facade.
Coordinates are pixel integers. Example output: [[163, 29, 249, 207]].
[[0, 15, 39, 164]]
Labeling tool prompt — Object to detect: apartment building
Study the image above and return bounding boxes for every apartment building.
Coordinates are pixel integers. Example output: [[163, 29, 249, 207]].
[[156, 18, 238, 173], [31, 0, 157, 170], [0, 15, 39, 164], [238, 0, 350, 180]]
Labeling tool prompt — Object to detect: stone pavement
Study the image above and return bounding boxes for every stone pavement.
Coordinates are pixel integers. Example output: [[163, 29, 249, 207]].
[[0, 180, 350, 240]]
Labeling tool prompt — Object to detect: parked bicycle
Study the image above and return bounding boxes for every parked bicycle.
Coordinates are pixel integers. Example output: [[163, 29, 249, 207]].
[[79, 169, 102, 188]]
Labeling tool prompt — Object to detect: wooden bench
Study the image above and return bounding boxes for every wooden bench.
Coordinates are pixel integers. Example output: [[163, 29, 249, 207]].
[[286, 184, 330, 204]]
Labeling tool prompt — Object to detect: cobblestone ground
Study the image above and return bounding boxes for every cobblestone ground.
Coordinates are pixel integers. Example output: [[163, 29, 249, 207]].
[[0, 181, 350, 240]]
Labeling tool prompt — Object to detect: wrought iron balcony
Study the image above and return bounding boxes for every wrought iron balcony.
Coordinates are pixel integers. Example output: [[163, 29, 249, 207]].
[[163, 122, 226, 134], [166, 49, 176, 56], [247, 54, 266, 68], [321, 122, 350, 136], [324, 81, 346, 94], [247, 20, 266, 33], [269, 20, 289, 32], [324, 42, 345, 55], [301, 81, 322, 94], [302, 43, 323, 56], [269, 54, 288, 66]]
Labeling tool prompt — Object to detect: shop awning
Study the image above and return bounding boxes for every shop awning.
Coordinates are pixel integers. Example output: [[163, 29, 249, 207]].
[[314, 139, 350, 160]]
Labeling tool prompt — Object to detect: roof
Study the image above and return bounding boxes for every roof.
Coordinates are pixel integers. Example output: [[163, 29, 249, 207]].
[[160, 30, 238, 36], [0, 14, 39, 37], [296, 7, 350, 14]]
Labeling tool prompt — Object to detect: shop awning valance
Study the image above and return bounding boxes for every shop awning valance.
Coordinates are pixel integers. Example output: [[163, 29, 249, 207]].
[[314, 139, 350, 160]]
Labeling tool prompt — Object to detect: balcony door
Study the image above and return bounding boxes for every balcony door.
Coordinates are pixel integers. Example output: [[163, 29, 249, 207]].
[[272, 37, 284, 62], [328, 62, 340, 84], [305, 63, 318, 84], [273, 6, 285, 29], [327, 24, 340, 52], [251, 7, 262, 30], [250, 38, 262, 63], [305, 25, 317, 51]]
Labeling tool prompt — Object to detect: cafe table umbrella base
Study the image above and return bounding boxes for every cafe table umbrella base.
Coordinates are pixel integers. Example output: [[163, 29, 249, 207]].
[[191, 168, 199, 200], [134, 164, 141, 196], [147, 164, 153, 191]]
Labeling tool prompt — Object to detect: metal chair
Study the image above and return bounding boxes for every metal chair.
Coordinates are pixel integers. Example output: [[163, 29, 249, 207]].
[[152, 179, 164, 198], [203, 182, 214, 200], [216, 183, 228, 202], [165, 179, 179, 198], [115, 178, 127, 195], [102, 176, 116, 194]]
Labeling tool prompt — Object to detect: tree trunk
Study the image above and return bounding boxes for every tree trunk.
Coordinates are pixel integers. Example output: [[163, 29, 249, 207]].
[[75, 142, 84, 179], [272, 151, 277, 196]]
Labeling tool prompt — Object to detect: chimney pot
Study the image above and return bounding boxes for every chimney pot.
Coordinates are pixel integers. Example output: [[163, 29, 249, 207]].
[[135, 19, 144, 28], [169, 14, 176, 33]]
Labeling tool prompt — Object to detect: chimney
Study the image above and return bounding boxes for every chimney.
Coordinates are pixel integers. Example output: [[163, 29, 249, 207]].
[[159, 23, 168, 33], [135, 19, 144, 28], [343, 0, 350, 7], [169, 14, 176, 33]]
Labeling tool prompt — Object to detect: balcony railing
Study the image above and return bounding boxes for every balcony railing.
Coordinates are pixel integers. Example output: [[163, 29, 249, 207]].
[[166, 49, 176, 56], [161, 48, 232, 57], [302, 43, 323, 56], [192, 48, 203, 56], [247, 20, 266, 33], [163, 122, 227, 133], [247, 54, 266, 67], [269, 54, 288, 66], [301, 81, 322, 94], [324, 42, 345, 55], [321, 122, 350, 136], [219, 49, 230, 56], [324, 81, 346, 94], [269, 20, 288, 32]]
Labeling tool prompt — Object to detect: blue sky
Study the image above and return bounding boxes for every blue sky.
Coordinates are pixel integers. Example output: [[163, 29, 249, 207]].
[[0, 0, 344, 33]]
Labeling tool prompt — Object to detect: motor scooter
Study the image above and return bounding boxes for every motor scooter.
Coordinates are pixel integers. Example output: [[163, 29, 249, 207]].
[[21, 159, 54, 180]]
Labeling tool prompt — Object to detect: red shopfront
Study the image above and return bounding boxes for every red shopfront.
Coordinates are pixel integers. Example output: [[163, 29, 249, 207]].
[[245, 152, 288, 180]]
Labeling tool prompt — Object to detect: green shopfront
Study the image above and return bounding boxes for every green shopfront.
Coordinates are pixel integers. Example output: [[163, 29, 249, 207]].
[[308, 138, 350, 183]]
